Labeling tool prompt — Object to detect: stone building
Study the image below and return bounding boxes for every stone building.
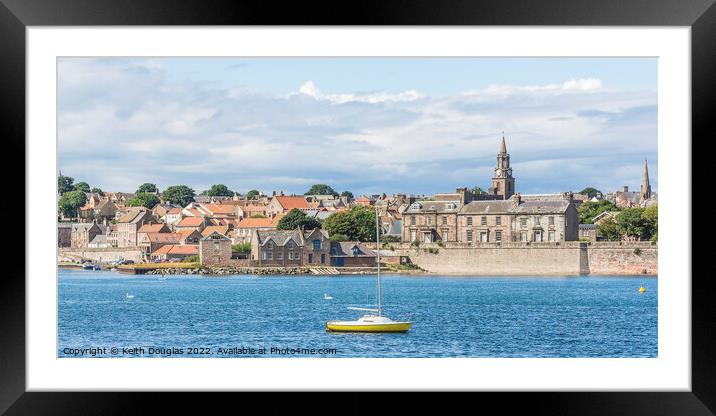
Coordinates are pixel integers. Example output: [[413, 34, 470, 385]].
[[58, 222, 72, 247], [402, 200, 462, 243], [199, 232, 233, 266], [458, 199, 514, 243], [303, 228, 331, 266], [329, 242, 377, 267], [116, 208, 155, 248], [70, 223, 105, 248], [252, 229, 306, 267], [510, 193, 579, 242]]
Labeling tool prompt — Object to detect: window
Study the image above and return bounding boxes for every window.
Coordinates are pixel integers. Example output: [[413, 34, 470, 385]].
[[410, 216, 416, 225], [352, 246, 360, 255], [534, 216, 541, 225], [313, 239, 321, 250], [481, 216, 487, 226], [267, 241, 274, 250], [308, 253, 313, 263], [480, 232, 488, 242], [442, 216, 447, 225], [495, 216, 501, 226], [466, 230, 473, 242], [549, 216, 555, 226], [261, 252, 267, 260], [467, 216, 473, 226], [548, 230, 555, 241], [321, 253, 326, 264], [288, 241, 294, 250], [427, 216, 432, 226], [410, 230, 417, 241], [520, 217, 527, 227], [267, 251, 273, 260], [520, 231, 528, 241], [496, 231, 502, 241], [441, 230, 448, 241], [277, 251, 283, 260]]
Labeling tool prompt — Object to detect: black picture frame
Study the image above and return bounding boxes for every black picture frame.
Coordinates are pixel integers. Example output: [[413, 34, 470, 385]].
[[1, 0, 710, 413]]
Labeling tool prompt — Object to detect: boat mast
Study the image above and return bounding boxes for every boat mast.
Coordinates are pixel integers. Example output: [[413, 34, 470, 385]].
[[376, 205, 382, 316]]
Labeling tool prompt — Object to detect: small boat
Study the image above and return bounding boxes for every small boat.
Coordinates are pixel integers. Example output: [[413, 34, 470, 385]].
[[639, 285, 647, 293], [324, 293, 334, 300], [82, 263, 100, 270], [326, 207, 412, 333]]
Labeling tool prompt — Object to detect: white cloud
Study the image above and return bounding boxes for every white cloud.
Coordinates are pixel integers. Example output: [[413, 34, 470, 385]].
[[295, 80, 425, 104], [58, 60, 656, 195]]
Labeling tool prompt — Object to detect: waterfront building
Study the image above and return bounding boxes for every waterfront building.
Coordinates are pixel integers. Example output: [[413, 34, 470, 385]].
[[329, 242, 377, 267], [303, 228, 331, 266], [402, 199, 462, 243], [150, 244, 198, 262], [199, 232, 233, 266], [70, 222, 106, 248], [116, 208, 156, 247], [234, 216, 282, 244], [58, 222, 72, 247], [174, 216, 209, 233], [252, 229, 306, 267]]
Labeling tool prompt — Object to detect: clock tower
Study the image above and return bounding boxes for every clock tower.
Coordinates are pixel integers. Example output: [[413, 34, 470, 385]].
[[488, 135, 515, 199]]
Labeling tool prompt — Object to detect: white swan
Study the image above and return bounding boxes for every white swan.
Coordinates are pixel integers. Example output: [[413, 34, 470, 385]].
[[324, 293, 334, 300], [126, 293, 135, 299]]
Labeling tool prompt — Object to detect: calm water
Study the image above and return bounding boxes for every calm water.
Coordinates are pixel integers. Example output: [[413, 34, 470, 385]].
[[58, 269, 657, 358]]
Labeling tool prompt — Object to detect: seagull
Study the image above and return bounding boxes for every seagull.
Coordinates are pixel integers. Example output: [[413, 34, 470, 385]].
[[126, 293, 135, 299], [324, 293, 334, 300]]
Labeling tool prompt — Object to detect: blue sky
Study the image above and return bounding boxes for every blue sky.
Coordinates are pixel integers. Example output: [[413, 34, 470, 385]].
[[58, 57, 657, 196]]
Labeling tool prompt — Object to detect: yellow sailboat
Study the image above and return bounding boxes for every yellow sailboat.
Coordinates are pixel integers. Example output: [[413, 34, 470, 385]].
[[326, 207, 412, 333]]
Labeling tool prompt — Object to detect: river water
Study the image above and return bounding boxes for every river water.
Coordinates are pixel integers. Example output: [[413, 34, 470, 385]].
[[58, 269, 657, 358]]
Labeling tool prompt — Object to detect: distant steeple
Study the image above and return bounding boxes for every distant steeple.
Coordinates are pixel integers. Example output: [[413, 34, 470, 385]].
[[640, 158, 652, 202], [499, 133, 507, 154]]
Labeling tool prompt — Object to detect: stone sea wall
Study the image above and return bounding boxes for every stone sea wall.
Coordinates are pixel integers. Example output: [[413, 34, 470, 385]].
[[378, 241, 657, 275], [58, 247, 144, 263]]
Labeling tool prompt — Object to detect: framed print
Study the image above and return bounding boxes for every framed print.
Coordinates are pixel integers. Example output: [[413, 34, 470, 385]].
[[1, 0, 712, 413]]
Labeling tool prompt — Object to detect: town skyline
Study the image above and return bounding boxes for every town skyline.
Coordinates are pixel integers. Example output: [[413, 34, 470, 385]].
[[58, 57, 657, 195]]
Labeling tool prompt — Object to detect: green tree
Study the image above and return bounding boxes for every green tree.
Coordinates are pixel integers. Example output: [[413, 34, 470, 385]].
[[207, 184, 234, 197], [276, 209, 322, 230], [596, 217, 621, 241], [162, 185, 195, 207], [579, 187, 601, 198], [323, 211, 357, 239], [340, 191, 354, 199], [126, 192, 161, 209], [136, 183, 157, 194], [73, 181, 91, 193], [58, 174, 74, 195], [90, 187, 104, 196], [246, 189, 260, 200], [578, 200, 619, 224], [471, 187, 486, 195], [323, 206, 379, 242], [232, 242, 252, 253], [642, 204, 658, 242], [58, 190, 87, 218], [616, 208, 649, 240], [305, 184, 338, 197]]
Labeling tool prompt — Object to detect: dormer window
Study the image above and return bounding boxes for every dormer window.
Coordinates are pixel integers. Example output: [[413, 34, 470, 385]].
[[352, 246, 360, 255], [409, 203, 422, 210]]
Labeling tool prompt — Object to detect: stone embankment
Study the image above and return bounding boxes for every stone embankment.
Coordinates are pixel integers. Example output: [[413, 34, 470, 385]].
[[144, 267, 312, 276]]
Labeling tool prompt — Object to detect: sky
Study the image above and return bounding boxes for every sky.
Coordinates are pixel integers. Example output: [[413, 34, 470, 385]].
[[57, 57, 657, 196]]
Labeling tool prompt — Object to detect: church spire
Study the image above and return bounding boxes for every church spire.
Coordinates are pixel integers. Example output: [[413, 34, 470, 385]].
[[499, 133, 507, 154], [640, 158, 651, 201]]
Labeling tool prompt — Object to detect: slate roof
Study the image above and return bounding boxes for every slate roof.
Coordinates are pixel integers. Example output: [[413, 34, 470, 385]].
[[512, 199, 571, 214], [255, 229, 304, 246], [404, 200, 461, 213], [330, 242, 376, 258], [459, 200, 514, 214]]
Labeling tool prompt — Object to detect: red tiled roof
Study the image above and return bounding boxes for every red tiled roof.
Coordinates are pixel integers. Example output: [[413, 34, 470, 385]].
[[275, 196, 309, 210], [237, 217, 275, 228], [203, 204, 236, 215], [201, 226, 229, 237], [152, 244, 198, 255], [138, 224, 167, 233], [176, 217, 205, 227], [146, 232, 181, 243], [167, 208, 182, 215]]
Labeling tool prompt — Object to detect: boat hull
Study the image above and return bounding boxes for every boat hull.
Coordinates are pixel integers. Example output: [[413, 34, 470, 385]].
[[325, 321, 412, 333]]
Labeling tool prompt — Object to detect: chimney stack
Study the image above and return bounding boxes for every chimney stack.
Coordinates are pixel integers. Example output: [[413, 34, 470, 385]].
[[623, 186, 629, 193]]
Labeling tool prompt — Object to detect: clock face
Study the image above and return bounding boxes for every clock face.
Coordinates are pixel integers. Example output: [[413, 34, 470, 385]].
[[495, 170, 501, 177]]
